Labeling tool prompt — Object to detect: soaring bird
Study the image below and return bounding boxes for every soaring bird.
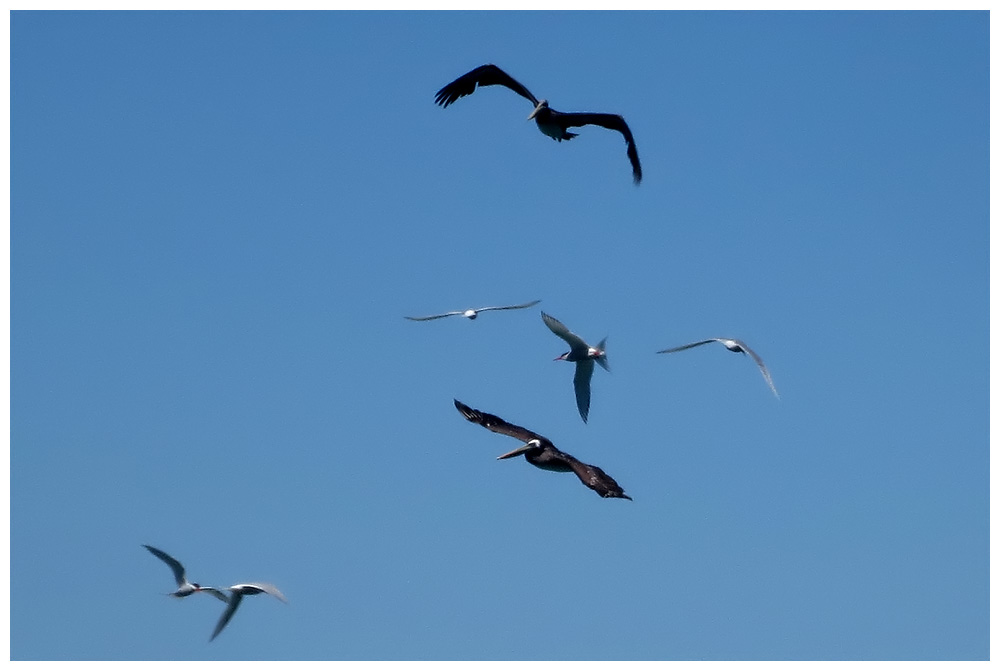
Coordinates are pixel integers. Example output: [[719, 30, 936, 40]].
[[657, 338, 779, 398], [541, 311, 608, 423], [405, 299, 541, 321], [435, 64, 642, 184], [454, 399, 631, 500], [142, 545, 229, 603], [210, 582, 288, 642]]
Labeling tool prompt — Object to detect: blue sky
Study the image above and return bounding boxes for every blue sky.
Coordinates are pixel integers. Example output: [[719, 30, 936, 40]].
[[11, 10, 988, 661]]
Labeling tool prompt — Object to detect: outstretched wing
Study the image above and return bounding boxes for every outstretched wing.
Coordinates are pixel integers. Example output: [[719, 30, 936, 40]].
[[143, 545, 186, 588], [541, 311, 588, 352], [210, 592, 243, 641], [404, 311, 464, 321], [242, 582, 289, 603], [656, 339, 717, 354], [199, 587, 232, 604], [476, 299, 541, 313], [572, 360, 595, 423], [562, 454, 632, 500], [454, 399, 549, 446], [435, 64, 540, 108], [558, 112, 642, 184], [732, 339, 780, 399]]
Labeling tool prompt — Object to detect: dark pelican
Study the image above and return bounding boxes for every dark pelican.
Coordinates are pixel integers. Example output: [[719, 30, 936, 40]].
[[435, 64, 642, 184], [143, 545, 229, 603], [657, 337, 779, 398], [541, 311, 609, 423], [210, 582, 288, 642], [454, 399, 631, 500], [405, 299, 541, 321]]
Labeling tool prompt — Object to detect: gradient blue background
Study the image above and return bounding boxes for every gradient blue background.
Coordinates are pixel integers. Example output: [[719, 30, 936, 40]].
[[11, 10, 988, 660]]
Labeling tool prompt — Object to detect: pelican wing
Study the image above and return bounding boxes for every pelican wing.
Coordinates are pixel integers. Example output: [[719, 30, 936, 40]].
[[404, 311, 464, 321], [435, 64, 539, 108], [564, 455, 632, 500], [143, 545, 186, 587], [572, 359, 595, 423], [210, 591, 243, 641], [732, 339, 780, 398], [557, 112, 642, 184], [656, 339, 718, 354], [475, 299, 541, 313], [541, 312, 588, 352], [454, 399, 549, 446]]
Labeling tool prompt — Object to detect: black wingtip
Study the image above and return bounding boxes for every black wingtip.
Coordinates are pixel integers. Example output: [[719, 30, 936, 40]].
[[454, 399, 476, 421]]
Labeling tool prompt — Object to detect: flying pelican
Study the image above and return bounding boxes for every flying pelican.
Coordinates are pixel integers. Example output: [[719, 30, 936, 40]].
[[541, 311, 608, 423], [454, 399, 631, 500], [657, 338, 779, 398], [210, 582, 288, 641], [405, 299, 541, 321], [435, 64, 642, 184], [142, 545, 229, 603]]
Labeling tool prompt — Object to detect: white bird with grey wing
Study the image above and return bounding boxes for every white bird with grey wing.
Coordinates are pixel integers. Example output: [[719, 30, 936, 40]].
[[405, 299, 540, 321], [541, 311, 609, 423], [210, 582, 288, 641], [657, 337, 779, 398], [142, 545, 229, 603]]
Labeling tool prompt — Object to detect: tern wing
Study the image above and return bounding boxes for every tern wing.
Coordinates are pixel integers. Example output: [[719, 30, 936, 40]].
[[404, 311, 464, 321], [244, 582, 288, 603], [475, 299, 541, 313], [573, 359, 595, 423], [656, 339, 718, 354], [198, 587, 231, 604], [143, 545, 186, 588], [541, 312, 588, 352], [210, 592, 242, 641], [732, 339, 779, 398]]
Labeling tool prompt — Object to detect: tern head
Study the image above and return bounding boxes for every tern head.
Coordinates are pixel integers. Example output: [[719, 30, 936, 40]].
[[528, 99, 549, 120], [463, 309, 478, 319], [496, 440, 541, 460], [554, 351, 570, 362]]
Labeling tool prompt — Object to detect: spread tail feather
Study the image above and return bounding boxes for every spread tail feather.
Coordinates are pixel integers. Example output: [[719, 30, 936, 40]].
[[596, 337, 610, 372]]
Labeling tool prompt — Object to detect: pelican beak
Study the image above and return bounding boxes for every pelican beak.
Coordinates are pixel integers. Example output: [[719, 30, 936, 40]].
[[528, 100, 546, 120], [496, 443, 534, 460]]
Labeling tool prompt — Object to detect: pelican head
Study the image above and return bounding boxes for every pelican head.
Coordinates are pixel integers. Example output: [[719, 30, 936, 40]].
[[527, 99, 549, 120], [496, 440, 540, 460]]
